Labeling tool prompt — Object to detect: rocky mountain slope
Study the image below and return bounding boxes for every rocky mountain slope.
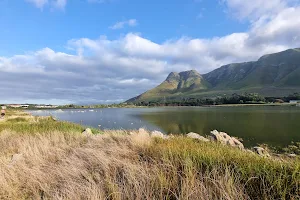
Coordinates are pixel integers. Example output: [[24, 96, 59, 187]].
[[127, 48, 300, 102]]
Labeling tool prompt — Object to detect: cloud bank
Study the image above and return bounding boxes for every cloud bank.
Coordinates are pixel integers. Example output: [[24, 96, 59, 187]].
[[2, 0, 300, 104]]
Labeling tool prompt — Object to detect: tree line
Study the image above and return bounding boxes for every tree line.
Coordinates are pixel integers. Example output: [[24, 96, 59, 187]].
[[132, 93, 300, 107]]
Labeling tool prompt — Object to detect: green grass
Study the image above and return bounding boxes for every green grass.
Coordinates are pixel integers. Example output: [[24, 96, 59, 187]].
[[144, 137, 300, 199], [5, 117, 28, 123], [0, 110, 102, 135], [0, 110, 299, 199]]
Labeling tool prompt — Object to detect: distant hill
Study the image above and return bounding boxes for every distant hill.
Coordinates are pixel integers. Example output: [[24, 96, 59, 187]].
[[127, 48, 300, 103]]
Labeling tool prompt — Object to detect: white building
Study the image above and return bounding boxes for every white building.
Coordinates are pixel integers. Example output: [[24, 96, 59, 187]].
[[289, 100, 300, 104]]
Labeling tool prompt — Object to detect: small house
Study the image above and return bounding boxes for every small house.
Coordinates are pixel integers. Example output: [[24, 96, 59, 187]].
[[289, 100, 300, 104]]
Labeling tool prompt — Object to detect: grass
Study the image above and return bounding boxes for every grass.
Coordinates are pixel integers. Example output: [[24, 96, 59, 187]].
[[0, 109, 101, 135], [0, 110, 299, 199], [146, 138, 300, 199]]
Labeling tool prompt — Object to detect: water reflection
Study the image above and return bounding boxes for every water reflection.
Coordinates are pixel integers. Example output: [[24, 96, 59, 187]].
[[30, 106, 300, 147]]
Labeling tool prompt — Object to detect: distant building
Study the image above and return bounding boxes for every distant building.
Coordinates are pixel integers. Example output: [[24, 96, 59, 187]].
[[289, 100, 300, 104], [8, 104, 29, 108], [9, 104, 22, 108], [35, 105, 58, 108]]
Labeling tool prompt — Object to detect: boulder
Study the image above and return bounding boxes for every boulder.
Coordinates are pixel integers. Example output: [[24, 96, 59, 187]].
[[187, 132, 209, 142], [253, 147, 270, 157], [150, 130, 167, 139], [231, 137, 244, 149], [210, 130, 244, 149], [82, 128, 93, 136], [288, 153, 297, 158]]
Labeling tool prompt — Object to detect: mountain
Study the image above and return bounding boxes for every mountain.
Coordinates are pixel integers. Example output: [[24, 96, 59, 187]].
[[127, 48, 300, 103], [127, 70, 211, 102]]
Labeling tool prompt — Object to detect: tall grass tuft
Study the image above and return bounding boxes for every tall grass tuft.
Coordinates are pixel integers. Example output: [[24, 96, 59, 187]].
[[0, 111, 299, 199]]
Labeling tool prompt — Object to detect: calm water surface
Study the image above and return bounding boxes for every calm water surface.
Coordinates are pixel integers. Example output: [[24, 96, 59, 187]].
[[30, 106, 300, 147]]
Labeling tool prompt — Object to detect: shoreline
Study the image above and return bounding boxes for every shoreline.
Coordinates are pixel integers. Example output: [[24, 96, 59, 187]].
[[3, 109, 299, 154], [13, 102, 298, 111], [0, 109, 299, 199]]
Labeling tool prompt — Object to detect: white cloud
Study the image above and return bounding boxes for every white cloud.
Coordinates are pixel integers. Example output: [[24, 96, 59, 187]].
[[223, 0, 299, 21], [223, 0, 285, 20], [27, 0, 104, 10], [26, 0, 68, 9], [26, 0, 48, 9], [52, 0, 67, 10], [109, 19, 138, 30], [87, 0, 110, 3], [4, 1, 300, 103]]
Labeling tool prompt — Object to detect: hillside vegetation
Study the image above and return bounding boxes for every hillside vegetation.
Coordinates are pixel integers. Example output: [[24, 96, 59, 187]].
[[128, 48, 300, 103], [0, 110, 299, 199]]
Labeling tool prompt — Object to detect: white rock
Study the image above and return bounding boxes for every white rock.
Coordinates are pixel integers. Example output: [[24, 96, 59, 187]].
[[82, 128, 93, 136], [150, 130, 167, 139], [210, 130, 244, 149], [253, 147, 270, 157], [187, 132, 209, 142], [231, 137, 244, 150], [288, 153, 297, 158]]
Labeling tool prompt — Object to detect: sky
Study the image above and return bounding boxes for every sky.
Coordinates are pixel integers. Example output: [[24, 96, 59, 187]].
[[0, 0, 300, 104]]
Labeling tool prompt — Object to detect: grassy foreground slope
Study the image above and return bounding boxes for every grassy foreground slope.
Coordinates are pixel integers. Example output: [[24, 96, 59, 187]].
[[0, 110, 299, 199]]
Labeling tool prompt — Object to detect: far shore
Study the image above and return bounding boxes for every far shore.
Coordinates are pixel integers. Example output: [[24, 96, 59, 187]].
[[209, 102, 298, 107], [23, 102, 298, 110]]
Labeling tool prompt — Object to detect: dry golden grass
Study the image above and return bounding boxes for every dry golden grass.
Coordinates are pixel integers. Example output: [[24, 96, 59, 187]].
[[0, 130, 250, 200], [0, 110, 299, 199], [0, 129, 299, 199]]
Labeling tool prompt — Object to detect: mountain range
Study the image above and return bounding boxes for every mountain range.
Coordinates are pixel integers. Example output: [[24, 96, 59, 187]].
[[127, 48, 300, 103]]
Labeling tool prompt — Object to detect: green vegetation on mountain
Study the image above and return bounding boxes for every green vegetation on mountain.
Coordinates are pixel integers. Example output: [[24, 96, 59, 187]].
[[127, 70, 211, 102], [128, 48, 300, 103]]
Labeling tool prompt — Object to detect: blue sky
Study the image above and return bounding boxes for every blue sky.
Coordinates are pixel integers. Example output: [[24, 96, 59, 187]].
[[0, 0, 248, 56], [0, 0, 300, 104]]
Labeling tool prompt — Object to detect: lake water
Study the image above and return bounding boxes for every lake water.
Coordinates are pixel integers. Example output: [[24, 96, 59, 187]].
[[30, 106, 300, 147]]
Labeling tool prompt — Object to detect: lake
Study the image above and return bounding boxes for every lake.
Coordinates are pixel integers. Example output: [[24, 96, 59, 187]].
[[30, 106, 300, 147]]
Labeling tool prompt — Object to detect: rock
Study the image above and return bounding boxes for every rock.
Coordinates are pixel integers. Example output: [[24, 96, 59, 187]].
[[129, 131, 135, 136], [253, 147, 270, 157], [288, 153, 297, 158], [231, 137, 244, 150], [226, 139, 236, 146], [187, 132, 209, 142], [10, 153, 24, 165], [82, 128, 93, 136], [253, 147, 264, 155], [150, 130, 167, 139], [210, 130, 244, 149]]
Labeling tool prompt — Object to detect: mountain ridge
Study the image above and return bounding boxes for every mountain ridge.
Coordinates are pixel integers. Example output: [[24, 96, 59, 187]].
[[127, 48, 300, 103]]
